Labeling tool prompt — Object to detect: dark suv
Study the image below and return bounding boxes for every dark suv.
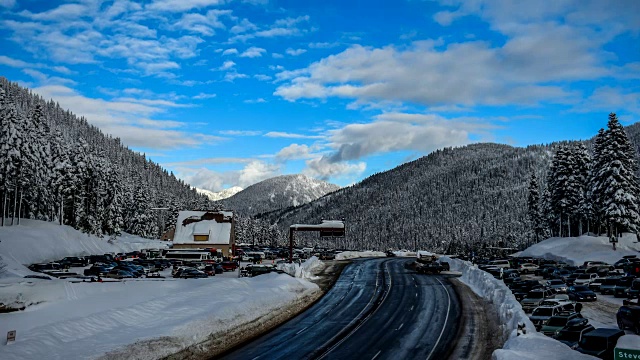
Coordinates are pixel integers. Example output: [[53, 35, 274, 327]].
[[575, 328, 625, 359], [554, 317, 595, 349], [617, 304, 640, 334]]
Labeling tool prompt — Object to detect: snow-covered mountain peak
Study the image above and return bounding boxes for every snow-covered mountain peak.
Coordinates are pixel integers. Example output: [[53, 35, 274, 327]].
[[196, 186, 244, 201]]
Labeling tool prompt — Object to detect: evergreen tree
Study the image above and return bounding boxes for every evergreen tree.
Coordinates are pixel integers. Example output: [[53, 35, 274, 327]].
[[527, 174, 542, 242], [592, 113, 640, 239]]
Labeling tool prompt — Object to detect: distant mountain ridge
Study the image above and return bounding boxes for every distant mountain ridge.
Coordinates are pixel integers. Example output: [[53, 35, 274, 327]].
[[259, 121, 640, 253], [196, 186, 243, 201], [220, 174, 340, 215]]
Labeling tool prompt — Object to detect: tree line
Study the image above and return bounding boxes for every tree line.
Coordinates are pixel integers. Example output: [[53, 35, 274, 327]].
[[528, 113, 640, 244], [0, 78, 219, 239]]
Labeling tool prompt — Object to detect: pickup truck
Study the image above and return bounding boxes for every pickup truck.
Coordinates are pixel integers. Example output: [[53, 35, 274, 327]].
[[417, 262, 444, 274]]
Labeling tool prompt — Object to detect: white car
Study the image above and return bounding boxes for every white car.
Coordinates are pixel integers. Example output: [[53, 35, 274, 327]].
[[519, 263, 539, 274], [574, 273, 598, 286]]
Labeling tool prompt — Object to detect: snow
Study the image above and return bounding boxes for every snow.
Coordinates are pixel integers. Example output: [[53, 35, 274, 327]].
[[0, 219, 319, 359], [517, 233, 640, 266], [173, 211, 233, 246], [442, 232, 640, 360], [334, 250, 385, 260], [618, 335, 640, 350], [2, 219, 638, 359]]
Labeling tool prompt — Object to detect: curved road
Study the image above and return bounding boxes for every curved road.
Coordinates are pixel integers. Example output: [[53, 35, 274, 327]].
[[218, 258, 461, 360]]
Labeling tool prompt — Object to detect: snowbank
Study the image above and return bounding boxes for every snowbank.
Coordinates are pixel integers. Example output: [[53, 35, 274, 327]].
[[519, 233, 640, 266], [0, 219, 321, 359], [441, 256, 596, 360], [335, 251, 385, 260], [0, 219, 167, 278], [278, 256, 325, 279]]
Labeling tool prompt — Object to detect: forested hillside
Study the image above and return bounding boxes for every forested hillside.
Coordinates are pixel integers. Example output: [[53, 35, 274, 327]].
[[260, 121, 640, 254], [220, 174, 340, 216], [259, 143, 551, 253], [0, 78, 217, 239]]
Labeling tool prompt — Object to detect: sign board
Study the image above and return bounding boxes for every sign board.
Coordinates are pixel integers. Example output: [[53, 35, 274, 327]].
[[320, 229, 345, 238], [7, 330, 16, 343], [615, 347, 640, 360]]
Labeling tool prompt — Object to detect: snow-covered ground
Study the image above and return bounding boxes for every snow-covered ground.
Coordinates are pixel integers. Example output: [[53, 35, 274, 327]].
[[443, 232, 640, 360], [2, 220, 639, 359], [334, 250, 385, 260], [0, 220, 319, 359]]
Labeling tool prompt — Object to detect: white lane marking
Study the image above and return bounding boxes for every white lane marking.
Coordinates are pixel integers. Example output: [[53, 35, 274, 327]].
[[296, 326, 308, 335], [372, 350, 382, 360], [415, 292, 418, 297], [397, 323, 404, 331], [426, 277, 452, 360], [410, 305, 414, 311], [251, 356, 261, 360]]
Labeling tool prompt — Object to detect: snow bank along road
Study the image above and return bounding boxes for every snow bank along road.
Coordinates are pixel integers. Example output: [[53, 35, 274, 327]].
[[219, 257, 461, 360]]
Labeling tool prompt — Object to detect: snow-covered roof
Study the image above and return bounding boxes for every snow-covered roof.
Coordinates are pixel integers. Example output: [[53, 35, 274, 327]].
[[290, 220, 345, 230], [173, 211, 233, 245]]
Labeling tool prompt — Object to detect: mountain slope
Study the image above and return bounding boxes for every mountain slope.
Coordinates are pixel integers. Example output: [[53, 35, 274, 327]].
[[261, 120, 640, 253], [260, 143, 552, 252], [197, 186, 243, 201], [220, 174, 340, 215]]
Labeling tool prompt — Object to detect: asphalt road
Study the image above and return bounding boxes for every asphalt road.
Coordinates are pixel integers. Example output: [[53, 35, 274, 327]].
[[218, 258, 461, 360]]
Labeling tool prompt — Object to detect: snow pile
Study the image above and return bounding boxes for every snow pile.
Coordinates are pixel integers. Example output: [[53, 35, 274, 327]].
[[335, 251, 385, 260], [518, 233, 640, 266], [0, 219, 167, 278], [0, 219, 321, 359], [278, 256, 325, 279], [441, 256, 595, 360], [393, 250, 416, 257]]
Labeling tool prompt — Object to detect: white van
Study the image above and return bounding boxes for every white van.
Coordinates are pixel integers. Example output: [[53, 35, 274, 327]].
[[488, 259, 511, 269]]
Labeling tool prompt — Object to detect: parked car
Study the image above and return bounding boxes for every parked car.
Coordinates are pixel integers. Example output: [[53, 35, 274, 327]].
[[221, 261, 238, 272], [59, 256, 88, 267], [84, 265, 110, 276], [614, 256, 637, 269], [105, 269, 135, 279], [567, 285, 598, 302], [539, 311, 583, 337], [554, 318, 595, 349], [518, 263, 539, 274], [616, 304, 640, 334], [628, 279, 640, 299], [545, 279, 568, 293], [575, 328, 625, 359], [613, 276, 636, 298], [574, 273, 599, 286], [521, 289, 556, 313], [249, 264, 272, 277], [176, 268, 208, 278], [529, 305, 568, 330], [588, 276, 605, 292], [599, 276, 622, 295], [28, 263, 63, 273], [202, 265, 217, 276]]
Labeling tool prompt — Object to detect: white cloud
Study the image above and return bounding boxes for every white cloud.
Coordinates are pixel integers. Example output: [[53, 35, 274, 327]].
[[172, 10, 230, 36], [30, 84, 219, 149], [572, 87, 640, 115], [224, 72, 248, 81], [303, 157, 366, 181], [275, 143, 313, 161], [219, 130, 262, 136], [286, 48, 306, 56], [229, 15, 311, 42], [193, 92, 217, 99], [146, 0, 225, 12], [265, 131, 324, 139], [254, 74, 272, 81], [271, 53, 284, 59], [230, 18, 258, 34], [244, 98, 266, 103], [240, 46, 266, 58], [0, 0, 16, 9], [175, 160, 282, 191], [274, 39, 594, 107], [218, 60, 236, 70], [222, 48, 238, 55]]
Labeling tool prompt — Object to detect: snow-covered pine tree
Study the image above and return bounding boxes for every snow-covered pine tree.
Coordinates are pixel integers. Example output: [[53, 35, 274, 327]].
[[592, 113, 640, 239], [527, 174, 542, 242]]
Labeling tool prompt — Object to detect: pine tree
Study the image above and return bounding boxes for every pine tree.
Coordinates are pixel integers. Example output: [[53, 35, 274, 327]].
[[592, 113, 640, 240], [527, 174, 541, 242]]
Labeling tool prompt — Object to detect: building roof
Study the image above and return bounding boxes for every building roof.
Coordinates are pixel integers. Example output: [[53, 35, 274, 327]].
[[173, 210, 233, 245]]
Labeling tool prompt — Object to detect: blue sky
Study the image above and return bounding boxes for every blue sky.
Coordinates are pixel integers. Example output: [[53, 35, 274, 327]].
[[0, 0, 639, 191]]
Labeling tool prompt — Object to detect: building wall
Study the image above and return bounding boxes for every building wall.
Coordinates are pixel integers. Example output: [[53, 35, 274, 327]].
[[172, 243, 233, 257]]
